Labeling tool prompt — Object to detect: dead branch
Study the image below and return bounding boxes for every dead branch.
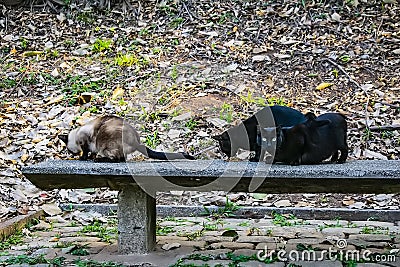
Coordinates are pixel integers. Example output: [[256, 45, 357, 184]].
[[375, 100, 400, 109], [322, 58, 363, 90]]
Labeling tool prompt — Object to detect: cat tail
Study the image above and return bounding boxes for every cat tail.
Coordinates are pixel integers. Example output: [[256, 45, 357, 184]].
[[136, 145, 195, 160]]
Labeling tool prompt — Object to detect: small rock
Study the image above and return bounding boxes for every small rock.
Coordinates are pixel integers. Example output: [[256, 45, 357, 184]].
[[252, 47, 266, 54], [206, 117, 229, 128], [61, 245, 76, 254], [51, 68, 59, 77], [162, 242, 181, 251], [45, 41, 54, 49], [252, 55, 271, 62], [72, 48, 89, 56], [31, 221, 52, 230], [349, 202, 365, 209], [273, 53, 291, 59], [27, 24, 36, 31], [373, 89, 384, 97], [3, 34, 13, 41], [364, 150, 388, 160], [167, 129, 181, 139], [274, 199, 292, 207], [374, 194, 393, 202], [172, 112, 191, 121], [42, 203, 63, 216], [222, 63, 238, 73], [331, 12, 341, 22], [57, 13, 66, 22], [237, 151, 250, 160]]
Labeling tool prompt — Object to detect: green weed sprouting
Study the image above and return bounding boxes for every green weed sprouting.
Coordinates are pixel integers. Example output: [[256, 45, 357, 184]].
[[220, 103, 233, 123], [145, 130, 161, 149], [92, 38, 112, 53]]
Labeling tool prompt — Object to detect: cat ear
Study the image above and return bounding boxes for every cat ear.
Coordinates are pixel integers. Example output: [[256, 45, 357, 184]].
[[305, 112, 317, 120], [58, 134, 68, 144]]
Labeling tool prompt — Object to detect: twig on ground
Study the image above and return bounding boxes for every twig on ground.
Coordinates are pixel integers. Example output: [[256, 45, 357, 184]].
[[375, 101, 400, 109], [322, 58, 362, 90], [7, 71, 27, 98], [182, 1, 193, 21]]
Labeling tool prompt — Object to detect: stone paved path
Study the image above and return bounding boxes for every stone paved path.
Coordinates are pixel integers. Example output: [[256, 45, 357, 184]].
[[0, 212, 399, 266]]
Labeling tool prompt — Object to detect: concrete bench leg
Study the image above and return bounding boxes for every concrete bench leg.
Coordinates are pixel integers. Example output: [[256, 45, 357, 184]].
[[118, 185, 156, 254]]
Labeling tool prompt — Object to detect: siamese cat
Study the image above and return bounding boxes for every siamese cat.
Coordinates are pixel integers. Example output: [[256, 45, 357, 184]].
[[260, 112, 348, 165], [59, 115, 195, 162], [212, 105, 306, 162]]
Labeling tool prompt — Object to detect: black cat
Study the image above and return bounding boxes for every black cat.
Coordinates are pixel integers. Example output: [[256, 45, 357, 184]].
[[263, 112, 348, 165], [212, 105, 306, 162]]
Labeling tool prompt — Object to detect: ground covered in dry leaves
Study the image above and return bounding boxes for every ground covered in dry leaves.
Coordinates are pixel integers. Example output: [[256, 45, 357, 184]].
[[0, 0, 399, 223]]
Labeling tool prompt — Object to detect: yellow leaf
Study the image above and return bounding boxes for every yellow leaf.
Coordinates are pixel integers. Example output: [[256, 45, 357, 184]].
[[49, 237, 60, 242], [10, 47, 17, 54], [256, 10, 265, 16], [232, 26, 238, 33], [112, 86, 124, 100], [316, 82, 334, 90], [21, 154, 29, 162], [342, 199, 355, 206], [45, 95, 64, 106], [22, 51, 43, 57]]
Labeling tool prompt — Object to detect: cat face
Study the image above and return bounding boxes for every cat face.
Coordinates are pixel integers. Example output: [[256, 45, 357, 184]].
[[258, 126, 284, 153], [59, 129, 82, 155]]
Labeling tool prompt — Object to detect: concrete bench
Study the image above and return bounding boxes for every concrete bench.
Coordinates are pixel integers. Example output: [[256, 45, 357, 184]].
[[22, 160, 400, 254]]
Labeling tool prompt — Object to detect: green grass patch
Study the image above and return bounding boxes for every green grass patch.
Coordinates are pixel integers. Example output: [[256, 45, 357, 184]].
[[219, 103, 234, 123], [156, 225, 175, 236], [202, 197, 240, 218], [1, 255, 65, 266], [92, 38, 112, 53], [74, 259, 126, 267], [271, 211, 304, 227], [0, 230, 24, 250], [145, 130, 161, 149], [79, 220, 117, 243], [360, 226, 389, 235], [185, 118, 198, 130]]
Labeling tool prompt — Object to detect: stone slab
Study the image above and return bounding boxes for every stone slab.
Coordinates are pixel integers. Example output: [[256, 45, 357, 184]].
[[23, 160, 400, 193]]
